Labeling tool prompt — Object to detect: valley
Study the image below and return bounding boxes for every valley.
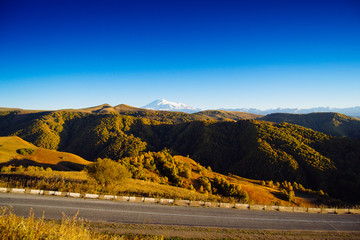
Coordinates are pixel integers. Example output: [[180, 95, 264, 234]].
[[1, 105, 360, 206]]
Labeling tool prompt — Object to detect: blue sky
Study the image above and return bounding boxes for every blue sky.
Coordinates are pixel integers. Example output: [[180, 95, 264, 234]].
[[1, 0, 359, 110]]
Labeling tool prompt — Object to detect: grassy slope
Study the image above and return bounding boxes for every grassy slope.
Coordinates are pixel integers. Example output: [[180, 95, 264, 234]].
[[0, 136, 90, 170], [0, 136, 34, 161], [175, 156, 315, 206], [0, 150, 311, 206]]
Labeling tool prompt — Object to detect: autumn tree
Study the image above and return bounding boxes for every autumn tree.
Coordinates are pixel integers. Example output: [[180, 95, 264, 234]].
[[85, 158, 131, 188]]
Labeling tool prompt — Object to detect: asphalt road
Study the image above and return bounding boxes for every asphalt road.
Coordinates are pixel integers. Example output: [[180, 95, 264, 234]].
[[1, 193, 359, 231]]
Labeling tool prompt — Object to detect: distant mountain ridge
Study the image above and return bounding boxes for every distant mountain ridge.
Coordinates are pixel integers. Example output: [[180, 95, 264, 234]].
[[142, 99, 201, 113], [3, 102, 360, 118], [220, 106, 360, 118]]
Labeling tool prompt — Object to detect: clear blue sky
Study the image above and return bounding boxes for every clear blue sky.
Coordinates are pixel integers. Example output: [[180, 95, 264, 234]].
[[1, 0, 359, 110]]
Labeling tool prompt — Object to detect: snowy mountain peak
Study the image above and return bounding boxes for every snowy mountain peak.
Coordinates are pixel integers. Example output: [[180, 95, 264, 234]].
[[142, 99, 201, 113]]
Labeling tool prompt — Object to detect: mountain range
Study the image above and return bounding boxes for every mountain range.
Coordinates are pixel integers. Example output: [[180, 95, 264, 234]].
[[2, 99, 360, 117], [139, 99, 360, 118]]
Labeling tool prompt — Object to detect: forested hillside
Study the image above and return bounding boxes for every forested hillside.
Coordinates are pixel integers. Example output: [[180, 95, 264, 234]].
[[261, 112, 360, 139], [1, 110, 359, 203]]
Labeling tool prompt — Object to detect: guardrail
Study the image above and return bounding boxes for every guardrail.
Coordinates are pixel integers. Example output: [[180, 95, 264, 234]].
[[0, 187, 359, 214]]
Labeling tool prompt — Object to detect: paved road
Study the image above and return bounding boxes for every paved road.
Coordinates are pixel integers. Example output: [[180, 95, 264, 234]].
[[1, 193, 359, 231]]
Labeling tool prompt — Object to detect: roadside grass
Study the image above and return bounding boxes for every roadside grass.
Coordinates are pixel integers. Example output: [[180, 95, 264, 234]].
[[22, 170, 89, 180], [0, 207, 120, 240], [0, 171, 219, 201], [115, 178, 219, 201]]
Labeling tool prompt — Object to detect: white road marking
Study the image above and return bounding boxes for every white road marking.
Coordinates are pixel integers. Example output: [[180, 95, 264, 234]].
[[1, 202, 360, 225]]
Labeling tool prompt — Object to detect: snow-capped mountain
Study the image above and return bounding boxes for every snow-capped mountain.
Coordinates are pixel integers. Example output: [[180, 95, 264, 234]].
[[142, 99, 201, 113]]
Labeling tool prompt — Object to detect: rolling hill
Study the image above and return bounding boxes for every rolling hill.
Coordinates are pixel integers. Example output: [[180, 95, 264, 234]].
[[0, 136, 90, 171], [1, 108, 360, 203]]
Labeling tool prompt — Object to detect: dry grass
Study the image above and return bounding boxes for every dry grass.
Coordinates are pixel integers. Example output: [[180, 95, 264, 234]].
[[32, 148, 90, 165], [227, 176, 287, 206], [0, 207, 120, 240], [21, 170, 89, 181], [0, 171, 218, 201], [0, 136, 35, 163], [175, 156, 308, 206], [117, 178, 219, 201], [0, 136, 90, 170]]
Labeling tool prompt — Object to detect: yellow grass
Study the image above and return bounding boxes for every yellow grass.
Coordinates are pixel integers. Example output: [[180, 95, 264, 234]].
[[118, 178, 219, 201], [0, 207, 121, 240], [31, 148, 90, 165], [175, 156, 317, 206], [0, 136, 90, 170], [0, 136, 35, 162], [23, 170, 89, 181]]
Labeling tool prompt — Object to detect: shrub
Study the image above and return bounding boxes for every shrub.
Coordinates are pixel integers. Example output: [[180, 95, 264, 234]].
[[85, 158, 131, 188], [279, 189, 295, 202], [0, 166, 11, 173], [198, 177, 212, 192], [288, 190, 295, 202], [16, 148, 35, 156], [266, 180, 274, 188], [15, 165, 25, 172], [212, 176, 249, 202]]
